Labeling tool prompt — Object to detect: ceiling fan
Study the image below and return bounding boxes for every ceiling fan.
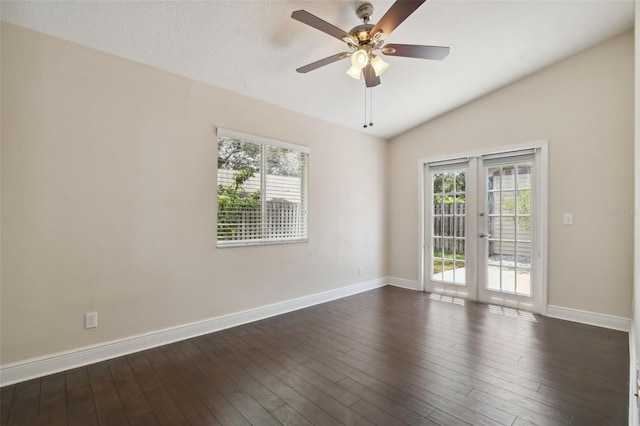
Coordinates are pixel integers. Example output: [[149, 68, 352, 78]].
[[292, 0, 450, 88]]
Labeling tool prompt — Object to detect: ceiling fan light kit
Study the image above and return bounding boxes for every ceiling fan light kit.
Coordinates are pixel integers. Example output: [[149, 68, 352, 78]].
[[291, 0, 450, 88]]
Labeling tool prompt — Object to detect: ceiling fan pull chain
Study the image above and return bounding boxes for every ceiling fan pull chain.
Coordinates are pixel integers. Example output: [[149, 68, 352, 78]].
[[369, 88, 374, 127], [363, 85, 368, 128]]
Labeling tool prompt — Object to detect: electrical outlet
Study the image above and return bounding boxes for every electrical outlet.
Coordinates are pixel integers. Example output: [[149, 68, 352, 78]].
[[85, 312, 98, 329], [358, 265, 364, 276]]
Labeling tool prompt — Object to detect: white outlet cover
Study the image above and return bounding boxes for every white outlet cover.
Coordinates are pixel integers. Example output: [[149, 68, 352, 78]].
[[85, 312, 98, 329]]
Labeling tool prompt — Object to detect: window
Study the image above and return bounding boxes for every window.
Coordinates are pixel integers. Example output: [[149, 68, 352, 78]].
[[216, 129, 309, 247]]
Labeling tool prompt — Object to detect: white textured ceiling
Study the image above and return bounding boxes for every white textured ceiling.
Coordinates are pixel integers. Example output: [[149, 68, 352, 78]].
[[1, 1, 634, 139]]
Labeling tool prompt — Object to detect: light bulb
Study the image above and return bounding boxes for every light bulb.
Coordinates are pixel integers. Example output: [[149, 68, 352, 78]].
[[346, 65, 361, 80], [370, 55, 389, 77], [351, 49, 369, 69]]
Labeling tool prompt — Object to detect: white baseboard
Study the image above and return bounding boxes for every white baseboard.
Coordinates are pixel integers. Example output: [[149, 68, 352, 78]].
[[388, 277, 420, 291], [546, 304, 631, 332], [0, 278, 387, 387]]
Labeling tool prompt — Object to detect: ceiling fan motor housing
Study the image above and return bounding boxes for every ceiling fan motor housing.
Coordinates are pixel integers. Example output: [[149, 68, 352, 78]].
[[349, 23, 375, 43]]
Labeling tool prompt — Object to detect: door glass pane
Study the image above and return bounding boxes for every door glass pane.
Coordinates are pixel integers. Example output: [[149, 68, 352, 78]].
[[516, 268, 531, 295], [434, 216, 442, 237], [455, 216, 466, 237], [501, 267, 516, 293], [487, 192, 499, 215], [501, 191, 516, 215], [485, 162, 533, 296], [433, 196, 443, 215], [454, 261, 465, 284], [455, 194, 466, 215], [431, 168, 466, 285], [517, 165, 532, 190], [455, 171, 466, 192], [501, 166, 516, 190]]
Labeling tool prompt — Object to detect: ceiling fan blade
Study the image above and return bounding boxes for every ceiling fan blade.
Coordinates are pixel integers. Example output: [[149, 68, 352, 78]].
[[292, 10, 351, 42], [296, 52, 351, 73], [364, 65, 381, 88], [369, 0, 427, 41], [382, 44, 450, 60]]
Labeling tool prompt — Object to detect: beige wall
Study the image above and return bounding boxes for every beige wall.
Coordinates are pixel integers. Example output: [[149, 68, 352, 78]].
[[0, 23, 388, 365], [388, 30, 634, 318]]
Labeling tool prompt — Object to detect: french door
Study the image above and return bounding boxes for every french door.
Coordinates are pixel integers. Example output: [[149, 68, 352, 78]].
[[423, 148, 545, 313]]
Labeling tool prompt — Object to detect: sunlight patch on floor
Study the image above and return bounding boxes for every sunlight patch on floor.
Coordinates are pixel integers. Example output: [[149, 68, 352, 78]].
[[429, 293, 466, 306], [488, 304, 537, 322]]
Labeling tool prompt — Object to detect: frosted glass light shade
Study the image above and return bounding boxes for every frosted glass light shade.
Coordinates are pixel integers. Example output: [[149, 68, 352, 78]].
[[370, 55, 389, 76], [351, 49, 369, 69], [346, 65, 361, 80]]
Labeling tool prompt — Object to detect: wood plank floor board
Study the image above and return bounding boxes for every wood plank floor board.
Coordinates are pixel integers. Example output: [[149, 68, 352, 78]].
[[37, 373, 67, 425], [400, 383, 515, 426], [142, 343, 235, 426], [172, 341, 255, 426], [0, 287, 629, 425], [466, 388, 566, 426], [87, 363, 129, 426], [349, 399, 407, 426], [271, 404, 314, 426], [336, 377, 437, 426], [0, 386, 14, 426], [65, 384, 98, 426], [242, 361, 340, 426], [108, 356, 162, 425], [242, 339, 360, 408], [5, 378, 40, 425], [125, 355, 188, 426], [188, 338, 288, 413], [277, 372, 372, 426], [143, 347, 221, 425]]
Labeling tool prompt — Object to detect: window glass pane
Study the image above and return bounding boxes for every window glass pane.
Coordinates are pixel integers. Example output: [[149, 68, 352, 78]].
[[217, 135, 308, 246]]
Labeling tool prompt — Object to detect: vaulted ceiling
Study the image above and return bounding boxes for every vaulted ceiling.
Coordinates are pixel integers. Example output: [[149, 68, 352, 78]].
[[2, 1, 634, 139]]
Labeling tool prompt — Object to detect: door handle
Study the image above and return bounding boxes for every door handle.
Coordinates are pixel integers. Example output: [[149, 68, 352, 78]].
[[479, 233, 491, 238]]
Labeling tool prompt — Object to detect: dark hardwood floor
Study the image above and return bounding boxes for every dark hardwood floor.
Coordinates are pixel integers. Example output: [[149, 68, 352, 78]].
[[1, 286, 630, 425]]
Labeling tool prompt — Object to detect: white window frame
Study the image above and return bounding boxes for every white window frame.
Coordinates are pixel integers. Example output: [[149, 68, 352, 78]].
[[216, 128, 309, 248]]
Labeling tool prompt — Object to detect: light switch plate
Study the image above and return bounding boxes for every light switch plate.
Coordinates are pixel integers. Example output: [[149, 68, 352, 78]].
[[563, 213, 573, 226]]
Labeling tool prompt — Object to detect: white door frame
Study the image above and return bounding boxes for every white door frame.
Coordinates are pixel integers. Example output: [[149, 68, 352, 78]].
[[418, 141, 549, 315]]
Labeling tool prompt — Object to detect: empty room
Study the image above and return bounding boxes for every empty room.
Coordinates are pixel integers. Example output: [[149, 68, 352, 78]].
[[1, 0, 638, 425]]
